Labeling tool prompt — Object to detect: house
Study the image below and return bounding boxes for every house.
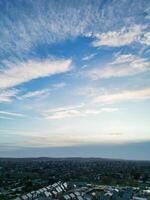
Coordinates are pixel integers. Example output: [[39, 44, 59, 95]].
[[64, 194, 71, 200], [60, 184, 65, 191], [52, 190, 58, 197], [74, 192, 81, 197], [26, 193, 32, 199], [64, 182, 68, 189], [44, 191, 51, 198], [58, 186, 63, 192], [21, 195, 28, 200], [69, 193, 76, 199]]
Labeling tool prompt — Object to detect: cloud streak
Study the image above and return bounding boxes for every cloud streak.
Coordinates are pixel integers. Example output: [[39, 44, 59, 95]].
[[94, 88, 150, 104], [92, 25, 143, 47], [0, 89, 18, 103], [0, 129, 149, 150], [43, 104, 118, 120], [87, 54, 150, 79], [0, 110, 24, 117], [19, 83, 66, 100], [0, 59, 71, 89], [0, 116, 14, 120], [140, 32, 150, 45], [82, 53, 97, 61]]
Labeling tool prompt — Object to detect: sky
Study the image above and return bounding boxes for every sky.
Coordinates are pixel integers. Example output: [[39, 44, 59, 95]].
[[0, 0, 150, 160]]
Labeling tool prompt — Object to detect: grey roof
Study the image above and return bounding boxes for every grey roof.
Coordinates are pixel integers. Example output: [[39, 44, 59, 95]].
[[70, 193, 76, 198], [75, 192, 80, 196], [77, 196, 84, 200], [52, 190, 58, 195], [56, 187, 60, 192], [26, 193, 32, 198], [58, 186, 62, 192], [44, 191, 51, 197], [21, 195, 28, 200], [63, 182, 67, 188], [60, 184, 65, 190], [64, 195, 71, 200]]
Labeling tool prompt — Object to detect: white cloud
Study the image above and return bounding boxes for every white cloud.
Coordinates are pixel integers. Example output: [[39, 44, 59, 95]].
[[145, 15, 150, 20], [44, 104, 84, 119], [140, 32, 150, 45], [46, 109, 81, 120], [43, 104, 118, 120], [111, 54, 137, 64], [19, 82, 66, 100], [0, 110, 24, 117], [0, 130, 138, 148], [0, 1, 102, 58], [145, 7, 150, 20], [92, 25, 142, 47], [0, 0, 149, 60], [84, 107, 118, 114], [82, 53, 97, 61], [45, 104, 85, 113], [0, 116, 14, 120], [0, 59, 71, 89], [19, 89, 49, 99], [94, 88, 150, 104], [100, 107, 119, 112], [51, 83, 66, 90], [0, 89, 18, 103], [87, 54, 150, 79]]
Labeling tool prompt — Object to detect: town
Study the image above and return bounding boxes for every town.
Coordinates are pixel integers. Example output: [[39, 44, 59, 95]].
[[0, 158, 150, 200]]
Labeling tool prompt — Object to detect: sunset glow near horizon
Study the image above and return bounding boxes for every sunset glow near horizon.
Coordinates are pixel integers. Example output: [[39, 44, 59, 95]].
[[0, 0, 150, 159]]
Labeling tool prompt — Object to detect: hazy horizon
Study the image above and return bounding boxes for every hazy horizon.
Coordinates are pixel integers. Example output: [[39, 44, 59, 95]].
[[0, 0, 150, 159]]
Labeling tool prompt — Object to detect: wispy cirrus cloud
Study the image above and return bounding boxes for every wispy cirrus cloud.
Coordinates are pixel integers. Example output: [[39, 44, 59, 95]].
[[0, 0, 149, 60], [87, 54, 150, 80], [0, 0, 150, 158], [19, 82, 66, 100], [43, 104, 84, 119], [144, 7, 150, 20], [0, 110, 24, 117], [92, 24, 150, 48], [94, 88, 150, 104], [0, 89, 18, 103], [19, 89, 50, 100], [0, 110, 25, 120], [140, 32, 150, 45], [0, 116, 14, 120], [0, 59, 71, 90], [0, 131, 125, 149], [1, 129, 148, 150], [43, 104, 118, 120], [46, 109, 81, 120], [92, 25, 143, 47], [82, 53, 97, 61]]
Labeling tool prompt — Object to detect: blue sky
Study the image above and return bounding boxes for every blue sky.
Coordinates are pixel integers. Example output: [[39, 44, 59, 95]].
[[0, 0, 150, 159]]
